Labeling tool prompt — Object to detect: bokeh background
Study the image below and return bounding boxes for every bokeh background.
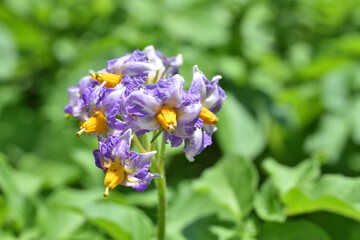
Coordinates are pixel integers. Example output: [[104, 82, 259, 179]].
[[1, 0, 360, 239]]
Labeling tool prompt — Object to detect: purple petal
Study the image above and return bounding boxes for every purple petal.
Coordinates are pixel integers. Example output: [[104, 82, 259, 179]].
[[164, 132, 183, 147], [127, 87, 162, 117], [93, 149, 104, 169], [124, 151, 156, 174], [99, 129, 132, 161], [121, 149, 161, 192], [183, 128, 214, 161], [121, 62, 158, 77], [107, 55, 132, 74], [176, 91, 202, 124], [128, 172, 162, 192], [189, 65, 226, 113], [112, 129, 133, 159], [190, 65, 207, 101], [173, 118, 201, 139], [106, 104, 126, 131], [203, 79, 226, 113], [108, 49, 149, 76], [121, 76, 147, 96], [156, 75, 184, 108], [78, 75, 98, 90], [99, 135, 120, 159], [102, 87, 125, 115]]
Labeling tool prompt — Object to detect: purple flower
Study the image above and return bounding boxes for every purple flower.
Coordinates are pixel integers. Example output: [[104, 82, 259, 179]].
[[125, 74, 202, 144], [107, 49, 155, 78], [105, 49, 159, 91], [183, 66, 226, 161], [64, 75, 98, 121], [93, 129, 161, 194], [76, 83, 126, 138], [89, 48, 160, 93], [144, 45, 183, 83], [190, 65, 226, 113]]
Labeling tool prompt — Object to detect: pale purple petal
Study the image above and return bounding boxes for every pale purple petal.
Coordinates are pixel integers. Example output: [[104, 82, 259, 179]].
[[102, 87, 125, 116], [127, 87, 162, 117], [176, 91, 202, 124], [93, 149, 104, 169], [203, 79, 226, 113], [108, 50, 150, 76], [124, 151, 156, 175], [156, 75, 184, 108], [107, 55, 132, 74], [189, 65, 226, 113], [84, 83, 113, 112], [121, 62, 158, 77], [190, 65, 207, 101], [173, 118, 202, 139], [126, 172, 162, 192], [64, 75, 97, 119], [204, 124, 217, 136], [109, 129, 132, 160], [164, 132, 183, 147], [183, 128, 214, 161], [106, 104, 126, 131], [121, 149, 161, 192], [99, 135, 121, 159], [78, 75, 98, 90], [121, 75, 147, 96]]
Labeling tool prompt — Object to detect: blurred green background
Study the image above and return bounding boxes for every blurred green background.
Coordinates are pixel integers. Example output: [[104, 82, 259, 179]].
[[1, 0, 360, 239]]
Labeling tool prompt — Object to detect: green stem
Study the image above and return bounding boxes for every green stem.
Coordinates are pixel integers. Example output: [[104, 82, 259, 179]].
[[134, 132, 167, 240], [155, 134, 166, 240], [143, 133, 150, 152], [133, 134, 147, 154]]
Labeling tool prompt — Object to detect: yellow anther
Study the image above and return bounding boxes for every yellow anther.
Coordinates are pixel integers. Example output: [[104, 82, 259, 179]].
[[156, 106, 177, 133], [76, 112, 107, 136], [103, 162, 125, 196], [90, 72, 122, 88], [103, 186, 110, 197], [199, 107, 219, 125], [76, 128, 86, 137]]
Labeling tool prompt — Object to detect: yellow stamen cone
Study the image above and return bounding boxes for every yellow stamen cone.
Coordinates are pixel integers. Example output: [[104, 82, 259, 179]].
[[76, 112, 107, 136], [91, 72, 122, 88], [103, 162, 125, 197], [199, 107, 219, 125], [156, 106, 177, 133]]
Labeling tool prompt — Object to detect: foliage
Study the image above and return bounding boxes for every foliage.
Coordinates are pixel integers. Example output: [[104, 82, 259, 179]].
[[1, 0, 360, 239]]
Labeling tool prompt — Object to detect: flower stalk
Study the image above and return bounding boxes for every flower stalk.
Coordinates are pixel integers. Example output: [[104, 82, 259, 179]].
[[134, 132, 167, 240]]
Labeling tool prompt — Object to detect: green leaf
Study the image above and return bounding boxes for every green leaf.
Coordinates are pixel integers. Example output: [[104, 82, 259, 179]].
[[209, 225, 237, 240], [17, 154, 81, 188], [37, 206, 85, 240], [304, 114, 349, 164], [0, 24, 18, 81], [283, 175, 360, 221], [350, 96, 360, 145], [194, 155, 258, 221], [259, 220, 331, 240], [72, 149, 104, 188], [167, 182, 218, 237], [47, 188, 105, 210], [79, 202, 155, 240], [262, 158, 320, 194], [263, 158, 360, 222], [162, 4, 231, 47], [216, 93, 266, 160], [306, 212, 360, 240], [0, 153, 32, 231], [254, 180, 286, 222]]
